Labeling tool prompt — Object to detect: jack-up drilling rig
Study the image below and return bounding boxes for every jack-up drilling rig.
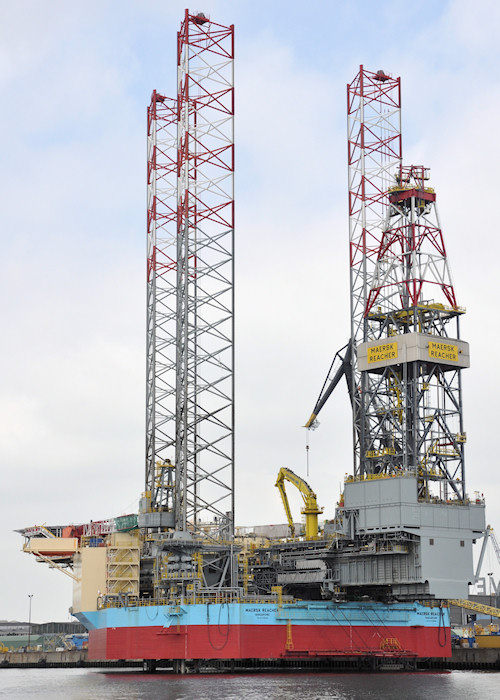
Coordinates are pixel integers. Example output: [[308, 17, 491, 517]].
[[18, 19, 486, 666]]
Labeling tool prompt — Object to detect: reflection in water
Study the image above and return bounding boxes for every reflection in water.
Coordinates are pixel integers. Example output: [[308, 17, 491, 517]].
[[0, 669, 498, 700]]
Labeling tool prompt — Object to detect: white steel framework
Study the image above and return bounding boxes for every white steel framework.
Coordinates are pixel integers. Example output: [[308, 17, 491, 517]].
[[145, 11, 235, 538], [348, 67, 402, 480], [175, 11, 235, 536], [146, 92, 178, 515]]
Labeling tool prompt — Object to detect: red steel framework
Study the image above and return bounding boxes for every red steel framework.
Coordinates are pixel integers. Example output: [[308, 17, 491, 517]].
[[348, 66, 402, 345], [365, 164, 457, 316]]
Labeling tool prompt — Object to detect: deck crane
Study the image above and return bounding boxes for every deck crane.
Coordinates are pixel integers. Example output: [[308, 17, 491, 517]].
[[304, 342, 353, 429], [304, 340, 404, 472], [275, 467, 323, 539]]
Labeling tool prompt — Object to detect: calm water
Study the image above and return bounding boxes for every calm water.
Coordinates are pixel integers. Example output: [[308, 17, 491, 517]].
[[0, 669, 498, 700]]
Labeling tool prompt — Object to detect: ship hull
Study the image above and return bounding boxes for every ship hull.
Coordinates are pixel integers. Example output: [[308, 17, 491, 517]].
[[76, 601, 451, 661]]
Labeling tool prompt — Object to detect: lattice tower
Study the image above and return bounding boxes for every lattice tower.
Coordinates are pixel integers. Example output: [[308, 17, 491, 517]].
[[146, 92, 178, 515], [145, 11, 235, 537], [348, 66, 468, 502]]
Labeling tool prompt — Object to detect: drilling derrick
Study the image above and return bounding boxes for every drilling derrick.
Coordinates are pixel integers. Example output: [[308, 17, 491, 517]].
[[142, 10, 235, 552], [363, 164, 466, 503]]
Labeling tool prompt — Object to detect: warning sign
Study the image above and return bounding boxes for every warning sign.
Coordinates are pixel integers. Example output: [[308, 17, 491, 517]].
[[428, 341, 458, 362], [367, 342, 398, 364]]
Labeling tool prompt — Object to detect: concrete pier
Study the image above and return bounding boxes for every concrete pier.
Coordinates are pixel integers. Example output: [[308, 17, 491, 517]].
[[0, 650, 140, 668], [2, 647, 500, 671]]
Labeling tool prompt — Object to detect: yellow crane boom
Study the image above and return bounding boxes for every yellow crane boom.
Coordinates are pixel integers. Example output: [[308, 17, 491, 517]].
[[275, 467, 323, 539], [449, 599, 500, 620]]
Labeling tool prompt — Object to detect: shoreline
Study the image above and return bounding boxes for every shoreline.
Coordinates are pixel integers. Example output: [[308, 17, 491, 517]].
[[1, 648, 500, 672]]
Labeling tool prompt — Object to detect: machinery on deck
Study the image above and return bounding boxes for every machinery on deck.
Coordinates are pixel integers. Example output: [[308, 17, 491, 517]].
[[275, 468, 323, 539]]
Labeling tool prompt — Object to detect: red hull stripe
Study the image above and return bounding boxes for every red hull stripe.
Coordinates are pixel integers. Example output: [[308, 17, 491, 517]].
[[88, 624, 451, 660]]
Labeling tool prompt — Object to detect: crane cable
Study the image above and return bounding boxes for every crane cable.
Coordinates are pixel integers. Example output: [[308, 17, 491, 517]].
[[306, 429, 310, 477]]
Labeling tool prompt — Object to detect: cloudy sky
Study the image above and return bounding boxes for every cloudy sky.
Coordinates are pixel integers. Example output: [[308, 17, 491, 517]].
[[2, 0, 500, 623]]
